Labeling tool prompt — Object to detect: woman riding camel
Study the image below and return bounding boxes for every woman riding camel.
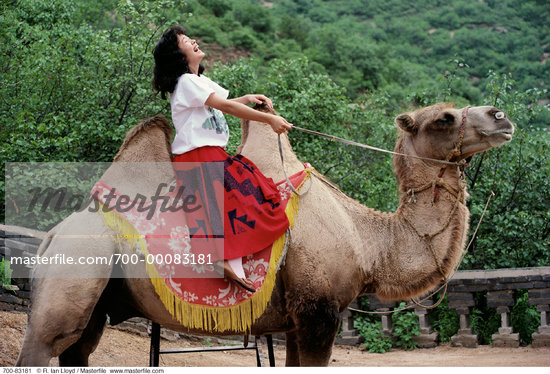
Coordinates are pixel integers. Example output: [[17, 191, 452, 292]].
[[152, 25, 292, 293]]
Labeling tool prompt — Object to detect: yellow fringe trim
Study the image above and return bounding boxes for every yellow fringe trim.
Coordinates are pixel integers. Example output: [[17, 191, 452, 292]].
[[98, 168, 312, 333]]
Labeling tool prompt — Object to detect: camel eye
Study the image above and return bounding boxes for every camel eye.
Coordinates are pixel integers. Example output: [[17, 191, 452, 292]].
[[495, 111, 506, 120]]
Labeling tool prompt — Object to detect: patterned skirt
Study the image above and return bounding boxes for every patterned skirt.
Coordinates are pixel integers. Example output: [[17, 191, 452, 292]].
[[172, 146, 289, 260]]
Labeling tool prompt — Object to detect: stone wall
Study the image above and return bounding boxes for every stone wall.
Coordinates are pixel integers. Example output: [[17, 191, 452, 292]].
[[2, 225, 549, 347], [0, 225, 40, 312]]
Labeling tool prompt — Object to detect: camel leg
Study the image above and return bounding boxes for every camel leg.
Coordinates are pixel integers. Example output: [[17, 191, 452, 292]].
[[16, 210, 117, 366], [292, 301, 341, 366], [58, 299, 107, 366], [285, 331, 300, 366], [14, 339, 51, 367], [16, 276, 110, 366]]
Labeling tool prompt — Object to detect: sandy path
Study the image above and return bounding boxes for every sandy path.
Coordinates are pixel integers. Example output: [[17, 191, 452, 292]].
[[2, 310, 549, 367]]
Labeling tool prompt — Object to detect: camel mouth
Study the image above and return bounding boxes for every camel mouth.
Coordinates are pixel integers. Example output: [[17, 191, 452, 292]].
[[479, 129, 514, 142]]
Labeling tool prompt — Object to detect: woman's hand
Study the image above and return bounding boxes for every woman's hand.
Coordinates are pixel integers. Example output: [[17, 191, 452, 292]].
[[269, 115, 293, 134], [247, 94, 273, 108], [233, 94, 273, 108], [207, 92, 292, 133]]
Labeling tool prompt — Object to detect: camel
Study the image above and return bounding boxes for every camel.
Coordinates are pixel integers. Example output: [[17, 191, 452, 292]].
[[16, 103, 514, 366]]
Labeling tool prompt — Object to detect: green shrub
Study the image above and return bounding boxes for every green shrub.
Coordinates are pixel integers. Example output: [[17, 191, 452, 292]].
[[0, 258, 16, 292], [232, 0, 274, 34], [352, 297, 392, 353], [230, 28, 258, 50], [511, 290, 540, 345], [201, 0, 232, 17], [470, 292, 501, 345], [428, 296, 460, 342], [187, 15, 220, 43], [354, 318, 393, 353], [353, 298, 421, 352], [392, 302, 420, 350]]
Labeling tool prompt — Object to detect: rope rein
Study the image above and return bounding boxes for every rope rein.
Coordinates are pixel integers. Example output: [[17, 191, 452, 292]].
[[290, 125, 467, 167]]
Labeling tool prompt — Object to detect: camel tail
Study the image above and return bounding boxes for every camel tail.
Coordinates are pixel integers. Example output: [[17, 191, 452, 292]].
[[36, 230, 55, 257]]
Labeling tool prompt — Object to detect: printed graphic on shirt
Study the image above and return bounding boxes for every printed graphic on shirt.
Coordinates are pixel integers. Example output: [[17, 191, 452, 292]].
[[202, 107, 229, 135]]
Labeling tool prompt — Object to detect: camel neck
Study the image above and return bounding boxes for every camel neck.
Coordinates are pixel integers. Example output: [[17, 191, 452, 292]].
[[347, 173, 468, 301]]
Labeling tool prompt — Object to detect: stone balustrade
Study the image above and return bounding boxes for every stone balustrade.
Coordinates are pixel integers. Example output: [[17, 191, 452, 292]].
[[339, 267, 550, 348], [2, 225, 549, 348]]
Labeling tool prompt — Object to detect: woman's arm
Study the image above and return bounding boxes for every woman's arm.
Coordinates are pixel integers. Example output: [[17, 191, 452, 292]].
[[206, 93, 292, 134]]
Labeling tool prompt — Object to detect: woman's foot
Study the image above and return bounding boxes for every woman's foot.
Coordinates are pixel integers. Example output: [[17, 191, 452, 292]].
[[222, 260, 256, 293]]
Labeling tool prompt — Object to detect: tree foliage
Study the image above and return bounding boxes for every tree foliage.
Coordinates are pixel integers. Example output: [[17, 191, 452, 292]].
[[273, 0, 550, 108], [462, 72, 550, 270], [0, 0, 548, 270]]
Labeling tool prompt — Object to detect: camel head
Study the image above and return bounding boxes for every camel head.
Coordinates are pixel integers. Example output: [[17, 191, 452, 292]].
[[374, 104, 514, 301], [395, 103, 515, 163]]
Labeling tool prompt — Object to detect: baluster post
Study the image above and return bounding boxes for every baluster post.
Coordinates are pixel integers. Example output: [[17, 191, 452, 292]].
[[448, 291, 478, 348], [487, 290, 519, 347], [529, 288, 550, 347], [413, 300, 438, 348], [337, 300, 359, 344]]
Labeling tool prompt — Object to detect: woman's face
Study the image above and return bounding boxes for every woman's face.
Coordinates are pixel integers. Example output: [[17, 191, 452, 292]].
[[177, 34, 204, 67]]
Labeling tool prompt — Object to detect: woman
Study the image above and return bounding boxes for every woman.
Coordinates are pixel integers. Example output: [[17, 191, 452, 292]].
[[152, 26, 292, 292]]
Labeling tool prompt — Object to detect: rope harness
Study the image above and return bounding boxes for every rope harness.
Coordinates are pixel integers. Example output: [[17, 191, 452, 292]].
[[279, 106, 493, 314], [403, 106, 471, 283]]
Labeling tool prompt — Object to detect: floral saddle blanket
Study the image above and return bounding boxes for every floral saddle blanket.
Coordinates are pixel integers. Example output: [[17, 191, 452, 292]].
[[91, 165, 312, 333]]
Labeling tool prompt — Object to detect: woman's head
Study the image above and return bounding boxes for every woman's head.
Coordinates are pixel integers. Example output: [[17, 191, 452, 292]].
[[152, 25, 204, 99]]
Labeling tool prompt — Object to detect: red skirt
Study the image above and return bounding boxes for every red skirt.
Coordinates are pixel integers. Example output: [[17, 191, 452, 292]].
[[172, 146, 289, 260]]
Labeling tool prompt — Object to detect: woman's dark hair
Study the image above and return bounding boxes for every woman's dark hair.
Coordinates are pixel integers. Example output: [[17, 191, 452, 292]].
[[152, 25, 204, 99]]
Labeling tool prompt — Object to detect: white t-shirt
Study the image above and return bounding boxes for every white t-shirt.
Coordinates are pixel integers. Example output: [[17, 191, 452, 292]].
[[170, 73, 230, 155]]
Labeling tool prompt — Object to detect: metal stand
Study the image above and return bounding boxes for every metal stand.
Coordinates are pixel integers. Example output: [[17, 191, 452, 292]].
[[149, 322, 275, 367], [149, 322, 161, 367]]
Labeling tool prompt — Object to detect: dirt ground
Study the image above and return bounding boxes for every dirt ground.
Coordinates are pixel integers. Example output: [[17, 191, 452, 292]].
[[2, 310, 549, 367]]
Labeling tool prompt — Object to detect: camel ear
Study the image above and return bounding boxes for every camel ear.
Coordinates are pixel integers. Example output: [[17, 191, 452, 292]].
[[395, 114, 418, 134]]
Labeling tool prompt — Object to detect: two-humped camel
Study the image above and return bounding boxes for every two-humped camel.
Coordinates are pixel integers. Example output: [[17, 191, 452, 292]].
[[16, 103, 514, 366]]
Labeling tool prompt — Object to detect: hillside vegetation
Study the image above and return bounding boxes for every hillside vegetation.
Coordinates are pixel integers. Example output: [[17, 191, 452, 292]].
[[1, 0, 548, 271], [185, 0, 550, 114]]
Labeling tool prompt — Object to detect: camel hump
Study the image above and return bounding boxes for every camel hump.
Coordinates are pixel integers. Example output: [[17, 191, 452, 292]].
[[101, 114, 176, 200], [114, 114, 173, 162]]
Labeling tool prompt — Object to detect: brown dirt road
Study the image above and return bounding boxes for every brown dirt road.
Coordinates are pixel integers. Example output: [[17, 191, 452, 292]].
[[2, 310, 549, 367]]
